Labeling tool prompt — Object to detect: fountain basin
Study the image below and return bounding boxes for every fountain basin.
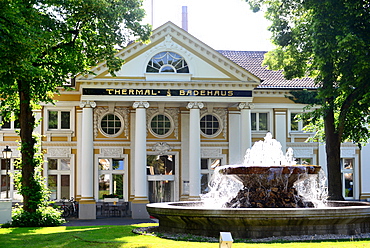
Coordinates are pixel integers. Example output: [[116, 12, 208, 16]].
[[147, 201, 370, 238], [219, 165, 321, 188]]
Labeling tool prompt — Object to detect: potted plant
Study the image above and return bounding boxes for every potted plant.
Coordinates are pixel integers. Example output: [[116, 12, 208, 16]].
[[103, 194, 119, 203]]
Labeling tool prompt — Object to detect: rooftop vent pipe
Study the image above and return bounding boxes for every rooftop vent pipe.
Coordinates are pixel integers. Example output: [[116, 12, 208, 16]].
[[182, 6, 188, 32]]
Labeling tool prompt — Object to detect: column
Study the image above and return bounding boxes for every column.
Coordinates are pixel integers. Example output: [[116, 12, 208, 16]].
[[239, 102, 254, 161], [360, 144, 370, 199], [228, 110, 241, 165], [187, 102, 203, 200], [274, 109, 287, 153], [76, 109, 83, 201], [131, 101, 150, 219], [78, 101, 96, 219], [180, 109, 190, 200]]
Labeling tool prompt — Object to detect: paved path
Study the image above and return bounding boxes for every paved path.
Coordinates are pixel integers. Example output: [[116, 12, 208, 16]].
[[62, 217, 157, 226]]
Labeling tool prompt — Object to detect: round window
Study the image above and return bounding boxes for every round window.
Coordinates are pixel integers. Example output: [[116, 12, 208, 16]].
[[200, 114, 220, 136], [100, 113, 122, 136], [150, 114, 172, 136]]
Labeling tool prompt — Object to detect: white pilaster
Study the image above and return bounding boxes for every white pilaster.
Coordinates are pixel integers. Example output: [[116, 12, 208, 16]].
[[79, 101, 96, 219], [361, 144, 370, 199], [76, 109, 83, 200], [319, 143, 327, 175], [187, 102, 203, 200], [239, 102, 253, 160], [228, 111, 241, 165], [34, 109, 42, 135], [180, 110, 190, 200], [274, 109, 287, 153], [132, 101, 149, 202]]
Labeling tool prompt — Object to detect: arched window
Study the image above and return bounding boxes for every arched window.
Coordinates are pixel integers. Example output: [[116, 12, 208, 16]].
[[146, 52, 189, 73]]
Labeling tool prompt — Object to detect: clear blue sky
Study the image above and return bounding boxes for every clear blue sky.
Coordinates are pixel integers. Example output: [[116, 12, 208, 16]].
[[142, 0, 274, 51]]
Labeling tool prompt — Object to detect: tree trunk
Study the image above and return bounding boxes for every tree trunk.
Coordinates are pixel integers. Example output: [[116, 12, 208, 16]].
[[19, 81, 37, 213], [324, 107, 344, 201]]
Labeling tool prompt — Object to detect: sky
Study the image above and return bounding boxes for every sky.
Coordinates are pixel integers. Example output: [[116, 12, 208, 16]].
[[141, 0, 274, 51]]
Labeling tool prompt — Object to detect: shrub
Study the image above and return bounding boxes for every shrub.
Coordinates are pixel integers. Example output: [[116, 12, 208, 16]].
[[2, 205, 65, 228]]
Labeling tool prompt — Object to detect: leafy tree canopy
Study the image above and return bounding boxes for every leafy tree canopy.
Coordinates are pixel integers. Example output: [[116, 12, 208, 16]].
[[0, 0, 151, 115], [248, 0, 370, 144], [246, 0, 370, 200], [0, 0, 151, 215]]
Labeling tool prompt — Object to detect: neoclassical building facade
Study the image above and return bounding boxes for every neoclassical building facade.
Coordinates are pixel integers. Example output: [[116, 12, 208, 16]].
[[1, 22, 369, 219]]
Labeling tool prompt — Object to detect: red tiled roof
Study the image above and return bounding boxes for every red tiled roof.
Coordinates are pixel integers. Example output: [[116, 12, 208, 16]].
[[217, 50, 317, 89]]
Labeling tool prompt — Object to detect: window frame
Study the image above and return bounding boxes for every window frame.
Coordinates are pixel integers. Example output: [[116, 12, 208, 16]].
[[146, 152, 179, 203], [288, 110, 315, 141], [44, 156, 74, 201], [95, 153, 128, 202], [146, 51, 189, 74], [1, 157, 22, 201], [0, 115, 20, 130], [148, 113, 174, 138], [289, 111, 310, 132], [200, 113, 222, 138], [43, 107, 75, 139], [99, 112, 124, 138], [200, 158, 222, 194], [251, 112, 270, 132], [341, 157, 355, 199]]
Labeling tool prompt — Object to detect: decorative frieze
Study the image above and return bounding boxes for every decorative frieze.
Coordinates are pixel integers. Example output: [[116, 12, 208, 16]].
[[101, 148, 123, 157], [292, 148, 313, 158], [152, 142, 172, 155], [47, 148, 71, 157], [201, 148, 222, 157], [341, 148, 356, 158]]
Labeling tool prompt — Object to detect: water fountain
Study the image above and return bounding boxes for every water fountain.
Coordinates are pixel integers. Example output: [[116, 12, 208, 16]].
[[147, 133, 370, 238]]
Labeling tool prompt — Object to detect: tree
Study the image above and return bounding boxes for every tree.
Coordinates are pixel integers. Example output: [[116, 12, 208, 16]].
[[246, 0, 370, 200], [0, 0, 151, 214]]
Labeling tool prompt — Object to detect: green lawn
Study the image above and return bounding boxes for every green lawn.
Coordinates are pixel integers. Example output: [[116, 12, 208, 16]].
[[1, 223, 370, 247]]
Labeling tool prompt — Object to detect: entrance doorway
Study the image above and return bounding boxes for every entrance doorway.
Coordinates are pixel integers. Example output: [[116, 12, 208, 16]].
[[147, 155, 175, 203]]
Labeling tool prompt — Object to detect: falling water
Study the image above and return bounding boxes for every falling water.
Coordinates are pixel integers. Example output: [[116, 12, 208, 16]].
[[201, 132, 327, 208]]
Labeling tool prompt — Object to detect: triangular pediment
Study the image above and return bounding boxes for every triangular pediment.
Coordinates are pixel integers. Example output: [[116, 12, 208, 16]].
[[77, 22, 261, 87]]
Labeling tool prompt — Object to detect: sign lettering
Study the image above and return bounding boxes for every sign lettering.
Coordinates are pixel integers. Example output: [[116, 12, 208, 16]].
[[83, 88, 252, 97]]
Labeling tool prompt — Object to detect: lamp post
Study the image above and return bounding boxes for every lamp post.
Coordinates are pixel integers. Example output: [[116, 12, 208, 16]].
[[2, 146, 12, 199]]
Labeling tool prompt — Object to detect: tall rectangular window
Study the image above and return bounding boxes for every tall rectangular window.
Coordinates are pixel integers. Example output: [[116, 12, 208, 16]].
[[98, 158, 125, 200], [47, 158, 71, 200], [200, 158, 221, 194], [48, 174, 70, 200], [48, 110, 71, 130], [341, 158, 354, 198], [251, 113, 268, 131], [61, 112, 71, 129], [290, 113, 308, 132], [1, 117, 20, 130], [147, 155, 175, 203]]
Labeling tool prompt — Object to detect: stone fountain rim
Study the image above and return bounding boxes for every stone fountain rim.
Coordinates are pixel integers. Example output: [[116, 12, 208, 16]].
[[147, 200, 370, 211], [218, 164, 321, 174]]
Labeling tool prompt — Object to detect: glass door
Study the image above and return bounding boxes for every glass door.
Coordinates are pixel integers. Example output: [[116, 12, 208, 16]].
[[147, 155, 175, 203]]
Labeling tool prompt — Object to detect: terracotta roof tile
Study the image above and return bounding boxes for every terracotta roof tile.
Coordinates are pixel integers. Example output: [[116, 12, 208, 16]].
[[217, 50, 317, 89]]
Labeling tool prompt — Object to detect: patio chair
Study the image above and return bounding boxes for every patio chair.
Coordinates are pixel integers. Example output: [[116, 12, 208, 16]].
[[101, 202, 110, 216], [118, 202, 129, 217]]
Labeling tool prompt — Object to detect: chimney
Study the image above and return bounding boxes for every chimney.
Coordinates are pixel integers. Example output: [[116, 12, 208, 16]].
[[182, 6, 188, 32]]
